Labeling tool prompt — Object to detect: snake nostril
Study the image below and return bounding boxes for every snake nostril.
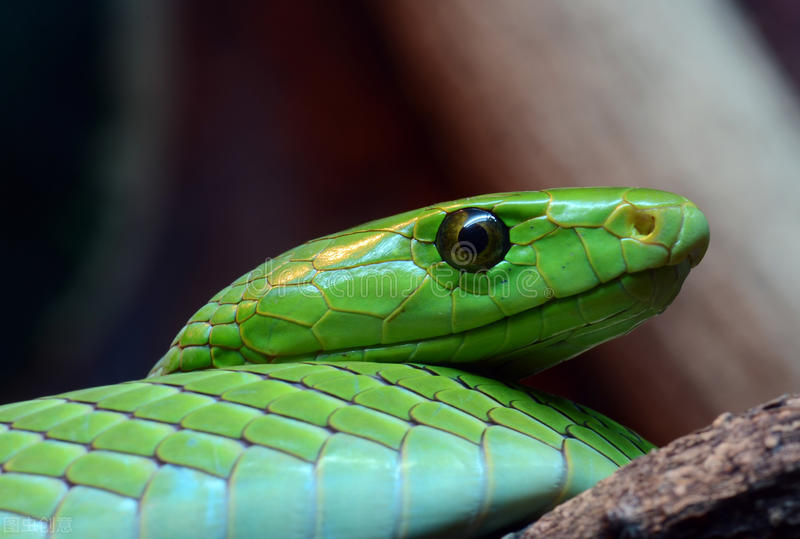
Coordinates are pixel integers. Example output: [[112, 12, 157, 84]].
[[633, 213, 655, 236]]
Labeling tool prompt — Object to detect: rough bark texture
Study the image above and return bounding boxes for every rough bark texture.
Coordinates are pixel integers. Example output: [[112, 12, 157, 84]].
[[507, 394, 800, 538]]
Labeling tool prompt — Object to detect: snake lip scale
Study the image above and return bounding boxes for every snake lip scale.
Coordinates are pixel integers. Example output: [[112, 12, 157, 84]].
[[0, 187, 709, 538]]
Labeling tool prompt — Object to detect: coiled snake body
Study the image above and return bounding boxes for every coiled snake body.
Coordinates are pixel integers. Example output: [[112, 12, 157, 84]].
[[0, 188, 709, 538]]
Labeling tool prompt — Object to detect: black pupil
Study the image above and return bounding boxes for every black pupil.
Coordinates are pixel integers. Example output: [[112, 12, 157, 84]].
[[458, 223, 489, 254]]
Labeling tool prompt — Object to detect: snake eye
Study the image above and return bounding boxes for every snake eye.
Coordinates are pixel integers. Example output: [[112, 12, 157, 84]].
[[435, 208, 511, 272]]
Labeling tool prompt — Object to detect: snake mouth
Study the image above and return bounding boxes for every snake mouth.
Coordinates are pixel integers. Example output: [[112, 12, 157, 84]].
[[211, 262, 690, 382], [150, 259, 692, 380]]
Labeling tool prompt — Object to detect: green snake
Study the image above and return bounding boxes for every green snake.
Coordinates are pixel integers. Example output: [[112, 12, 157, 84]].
[[0, 187, 709, 538]]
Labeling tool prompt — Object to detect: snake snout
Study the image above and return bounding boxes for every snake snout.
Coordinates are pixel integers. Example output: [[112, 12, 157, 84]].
[[668, 202, 710, 267]]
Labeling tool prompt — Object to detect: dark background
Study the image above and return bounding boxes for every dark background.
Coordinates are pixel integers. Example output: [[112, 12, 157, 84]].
[[4, 1, 799, 445]]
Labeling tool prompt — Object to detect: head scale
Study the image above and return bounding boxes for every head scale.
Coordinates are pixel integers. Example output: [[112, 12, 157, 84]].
[[151, 187, 709, 380]]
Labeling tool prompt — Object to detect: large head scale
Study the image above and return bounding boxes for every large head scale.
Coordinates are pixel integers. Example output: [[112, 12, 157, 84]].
[[151, 188, 709, 379]]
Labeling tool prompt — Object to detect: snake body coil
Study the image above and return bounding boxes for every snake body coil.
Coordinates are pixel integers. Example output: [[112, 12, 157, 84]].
[[0, 188, 709, 538]]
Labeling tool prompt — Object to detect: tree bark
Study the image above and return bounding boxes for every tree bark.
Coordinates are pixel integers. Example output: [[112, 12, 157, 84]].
[[509, 394, 800, 538]]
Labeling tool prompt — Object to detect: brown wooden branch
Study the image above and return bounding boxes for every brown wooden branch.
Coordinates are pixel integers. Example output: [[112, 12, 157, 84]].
[[508, 394, 800, 538]]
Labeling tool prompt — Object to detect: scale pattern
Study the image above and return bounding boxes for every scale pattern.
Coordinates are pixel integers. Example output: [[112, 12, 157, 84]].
[[0, 362, 653, 538], [0, 188, 709, 537]]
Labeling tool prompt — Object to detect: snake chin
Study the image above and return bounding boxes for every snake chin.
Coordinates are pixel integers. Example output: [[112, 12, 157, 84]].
[[481, 261, 692, 381]]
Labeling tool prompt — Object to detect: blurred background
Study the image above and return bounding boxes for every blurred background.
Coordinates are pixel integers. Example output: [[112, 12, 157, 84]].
[[4, 1, 800, 446]]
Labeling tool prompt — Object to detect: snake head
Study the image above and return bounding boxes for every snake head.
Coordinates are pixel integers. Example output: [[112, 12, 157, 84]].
[[150, 187, 709, 379]]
